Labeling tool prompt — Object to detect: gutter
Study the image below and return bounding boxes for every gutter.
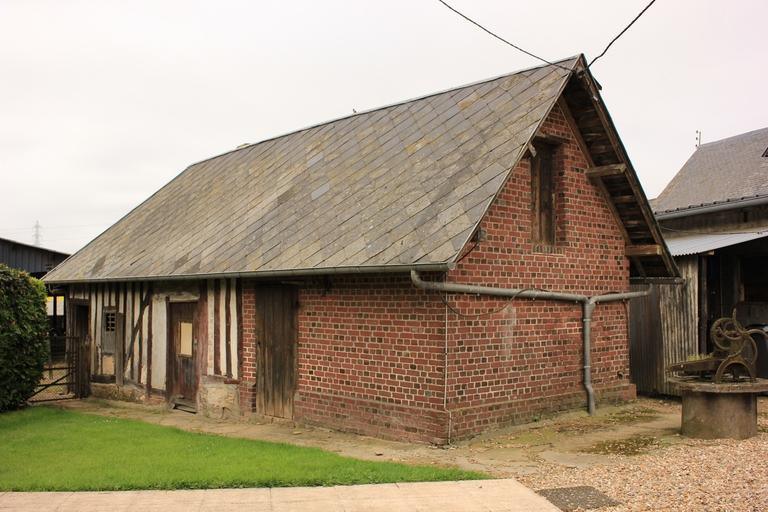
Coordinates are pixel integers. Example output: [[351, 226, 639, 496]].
[[655, 195, 768, 220], [410, 270, 650, 415], [44, 263, 454, 285]]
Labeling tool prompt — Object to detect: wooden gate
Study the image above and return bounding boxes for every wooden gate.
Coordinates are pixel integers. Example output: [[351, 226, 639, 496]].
[[167, 302, 198, 409], [255, 286, 297, 418], [28, 335, 89, 402]]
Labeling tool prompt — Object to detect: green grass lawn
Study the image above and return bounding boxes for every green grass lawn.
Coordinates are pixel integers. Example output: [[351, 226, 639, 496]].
[[0, 407, 483, 491]]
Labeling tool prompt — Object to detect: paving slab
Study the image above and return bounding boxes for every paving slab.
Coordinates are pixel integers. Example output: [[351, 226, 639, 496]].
[[0, 479, 560, 512]]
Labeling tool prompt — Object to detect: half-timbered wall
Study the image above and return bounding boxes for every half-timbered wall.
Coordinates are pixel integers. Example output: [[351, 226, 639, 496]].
[[66, 278, 240, 415]]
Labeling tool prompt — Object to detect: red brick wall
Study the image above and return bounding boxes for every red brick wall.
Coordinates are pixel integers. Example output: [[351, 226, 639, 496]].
[[445, 103, 633, 439], [239, 275, 450, 444], [237, 104, 635, 444]]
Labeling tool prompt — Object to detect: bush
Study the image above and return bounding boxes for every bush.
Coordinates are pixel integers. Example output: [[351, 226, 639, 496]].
[[0, 264, 49, 411]]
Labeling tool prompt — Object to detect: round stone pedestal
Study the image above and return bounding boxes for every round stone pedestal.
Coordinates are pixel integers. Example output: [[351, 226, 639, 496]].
[[670, 378, 768, 439]]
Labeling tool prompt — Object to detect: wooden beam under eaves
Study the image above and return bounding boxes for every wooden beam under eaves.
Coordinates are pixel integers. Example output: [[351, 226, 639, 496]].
[[626, 244, 663, 257], [586, 163, 627, 180]]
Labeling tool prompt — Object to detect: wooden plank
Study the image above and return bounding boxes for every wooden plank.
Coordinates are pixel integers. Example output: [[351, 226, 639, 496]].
[[626, 244, 663, 257], [137, 284, 143, 385], [254, 287, 265, 415], [213, 279, 221, 375], [533, 133, 568, 145], [122, 287, 151, 375], [698, 255, 708, 354], [146, 285, 153, 397], [196, 281, 208, 394], [586, 163, 626, 179], [115, 308, 125, 386], [613, 195, 636, 204], [236, 279, 243, 381], [225, 278, 232, 377], [165, 295, 172, 400]]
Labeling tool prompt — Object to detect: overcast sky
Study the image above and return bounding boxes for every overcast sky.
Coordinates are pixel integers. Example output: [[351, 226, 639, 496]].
[[1, 0, 766, 253]]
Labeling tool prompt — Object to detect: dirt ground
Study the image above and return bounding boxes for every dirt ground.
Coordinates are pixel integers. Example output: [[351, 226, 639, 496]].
[[53, 396, 768, 511]]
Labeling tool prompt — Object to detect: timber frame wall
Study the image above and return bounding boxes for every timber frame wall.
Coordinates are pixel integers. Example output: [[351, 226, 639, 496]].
[[66, 279, 242, 414]]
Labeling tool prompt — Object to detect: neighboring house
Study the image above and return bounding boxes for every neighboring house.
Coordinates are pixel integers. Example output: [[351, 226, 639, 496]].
[[1, 236, 69, 337], [629, 127, 768, 395], [0, 236, 69, 278], [44, 55, 676, 444]]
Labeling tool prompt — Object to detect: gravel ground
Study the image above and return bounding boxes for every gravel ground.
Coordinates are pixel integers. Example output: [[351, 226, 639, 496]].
[[519, 403, 768, 512]]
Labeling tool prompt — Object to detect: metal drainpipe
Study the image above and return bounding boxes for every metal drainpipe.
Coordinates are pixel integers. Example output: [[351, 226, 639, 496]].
[[410, 271, 651, 415]]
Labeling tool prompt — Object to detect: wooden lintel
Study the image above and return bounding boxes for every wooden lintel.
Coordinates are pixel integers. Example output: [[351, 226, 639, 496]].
[[533, 133, 569, 145], [626, 244, 663, 257], [586, 163, 627, 180]]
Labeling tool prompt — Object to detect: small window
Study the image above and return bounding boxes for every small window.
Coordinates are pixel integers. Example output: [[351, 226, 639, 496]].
[[531, 141, 557, 245], [762, 146, 768, 158], [104, 312, 116, 332], [101, 309, 117, 355]]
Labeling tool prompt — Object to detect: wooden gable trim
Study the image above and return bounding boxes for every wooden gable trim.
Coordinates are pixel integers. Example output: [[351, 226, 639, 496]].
[[586, 164, 627, 180], [560, 59, 679, 280], [626, 244, 663, 257]]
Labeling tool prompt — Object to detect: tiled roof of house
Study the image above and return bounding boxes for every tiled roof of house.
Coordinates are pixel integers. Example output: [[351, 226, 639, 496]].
[[653, 127, 768, 214]]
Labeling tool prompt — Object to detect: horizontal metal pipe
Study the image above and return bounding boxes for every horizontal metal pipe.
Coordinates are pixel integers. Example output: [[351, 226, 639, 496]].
[[43, 263, 453, 285], [411, 270, 651, 416], [410, 270, 586, 303], [590, 288, 652, 304]]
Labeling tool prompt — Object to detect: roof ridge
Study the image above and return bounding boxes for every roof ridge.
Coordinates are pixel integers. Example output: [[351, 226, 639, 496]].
[[697, 125, 768, 148], [0, 236, 69, 256], [185, 56, 580, 170]]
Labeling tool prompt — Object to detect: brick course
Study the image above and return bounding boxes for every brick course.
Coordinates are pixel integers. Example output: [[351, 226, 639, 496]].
[[238, 104, 635, 444], [444, 104, 633, 438]]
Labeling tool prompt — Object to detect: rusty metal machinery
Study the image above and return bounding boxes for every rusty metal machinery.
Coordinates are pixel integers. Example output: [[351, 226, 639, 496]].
[[667, 311, 764, 383]]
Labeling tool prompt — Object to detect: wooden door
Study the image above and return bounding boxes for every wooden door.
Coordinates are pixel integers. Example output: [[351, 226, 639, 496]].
[[255, 286, 297, 418], [168, 302, 198, 404]]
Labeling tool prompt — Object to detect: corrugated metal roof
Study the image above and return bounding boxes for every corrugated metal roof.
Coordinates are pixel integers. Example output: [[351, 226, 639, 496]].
[[665, 230, 768, 256], [654, 126, 768, 214], [45, 58, 579, 283]]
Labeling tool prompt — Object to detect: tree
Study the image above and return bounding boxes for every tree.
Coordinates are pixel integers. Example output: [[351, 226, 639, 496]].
[[0, 264, 49, 411]]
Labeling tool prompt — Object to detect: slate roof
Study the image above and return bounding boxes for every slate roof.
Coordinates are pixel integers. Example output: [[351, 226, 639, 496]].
[[46, 58, 585, 282], [653, 127, 768, 214]]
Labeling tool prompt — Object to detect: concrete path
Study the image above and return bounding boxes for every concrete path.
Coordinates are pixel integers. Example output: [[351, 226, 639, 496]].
[[0, 480, 560, 511]]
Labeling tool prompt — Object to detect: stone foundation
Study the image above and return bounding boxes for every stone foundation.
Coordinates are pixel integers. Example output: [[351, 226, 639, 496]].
[[199, 377, 240, 419]]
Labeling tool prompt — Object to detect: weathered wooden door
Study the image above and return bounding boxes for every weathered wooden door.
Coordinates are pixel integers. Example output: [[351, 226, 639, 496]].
[[255, 286, 297, 418], [168, 302, 198, 405]]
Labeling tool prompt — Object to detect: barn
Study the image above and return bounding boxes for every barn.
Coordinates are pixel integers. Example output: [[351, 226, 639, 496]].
[[630, 127, 768, 395], [44, 54, 676, 444], [1, 236, 69, 337]]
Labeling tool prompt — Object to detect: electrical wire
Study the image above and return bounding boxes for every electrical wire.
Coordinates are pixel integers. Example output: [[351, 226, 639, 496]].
[[436, 0, 572, 72], [441, 286, 551, 318], [588, 0, 657, 68], [438, 0, 658, 73]]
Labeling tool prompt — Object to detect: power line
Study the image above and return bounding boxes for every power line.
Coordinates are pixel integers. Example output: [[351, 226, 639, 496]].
[[436, 0, 572, 71], [437, 0, 658, 72], [588, 0, 657, 68]]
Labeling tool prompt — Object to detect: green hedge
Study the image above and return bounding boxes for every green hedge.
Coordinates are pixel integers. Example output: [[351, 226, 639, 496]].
[[0, 264, 49, 411]]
